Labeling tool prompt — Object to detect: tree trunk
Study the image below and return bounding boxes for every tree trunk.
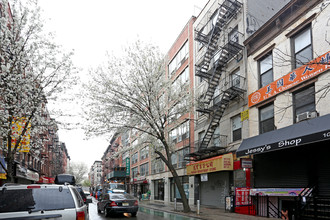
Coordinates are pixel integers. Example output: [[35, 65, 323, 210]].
[[169, 164, 191, 213], [5, 156, 13, 183], [155, 149, 191, 213]]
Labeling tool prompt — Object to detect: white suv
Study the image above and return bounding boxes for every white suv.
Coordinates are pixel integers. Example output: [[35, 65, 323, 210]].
[[0, 184, 89, 220]]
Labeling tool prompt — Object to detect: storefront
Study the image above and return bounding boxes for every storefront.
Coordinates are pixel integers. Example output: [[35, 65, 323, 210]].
[[170, 176, 189, 202], [132, 176, 149, 194], [186, 153, 233, 207], [130, 175, 149, 196], [236, 114, 330, 216], [15, 164, 39, 184], [153, 179, 165, 200]]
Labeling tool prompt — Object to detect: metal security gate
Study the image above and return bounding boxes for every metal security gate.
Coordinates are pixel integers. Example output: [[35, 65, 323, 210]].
[[200, 172, 230, 207]]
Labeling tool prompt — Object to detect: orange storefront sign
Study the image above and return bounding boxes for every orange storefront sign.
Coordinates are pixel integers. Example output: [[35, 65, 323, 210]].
[[186, 153, 233, 175], [249, 51, 330, 107]]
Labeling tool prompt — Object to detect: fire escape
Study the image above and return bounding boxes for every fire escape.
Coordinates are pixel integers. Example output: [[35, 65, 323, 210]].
[[189, 0, 245, 160]]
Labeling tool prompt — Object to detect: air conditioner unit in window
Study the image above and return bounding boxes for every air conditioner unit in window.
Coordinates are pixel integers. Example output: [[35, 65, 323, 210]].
[[296, 111, 318, 122]]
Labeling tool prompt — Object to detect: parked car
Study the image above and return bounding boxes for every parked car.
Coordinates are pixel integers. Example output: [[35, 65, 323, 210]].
[[0, 184, 89, 220], [101, 183, 126, 194], [97, 192, 138, 217]]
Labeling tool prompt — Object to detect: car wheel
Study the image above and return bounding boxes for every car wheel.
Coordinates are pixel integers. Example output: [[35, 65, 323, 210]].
[[104, 208, 110, 217], [131, 212, 137, 217], [97, 205, 101, 214]]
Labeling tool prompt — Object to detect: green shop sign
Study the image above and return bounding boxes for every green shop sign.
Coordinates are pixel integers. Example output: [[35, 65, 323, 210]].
[[126, 158, 130, 176]]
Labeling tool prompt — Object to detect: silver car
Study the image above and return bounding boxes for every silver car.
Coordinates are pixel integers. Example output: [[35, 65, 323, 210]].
[[0, 184, 89, 220]]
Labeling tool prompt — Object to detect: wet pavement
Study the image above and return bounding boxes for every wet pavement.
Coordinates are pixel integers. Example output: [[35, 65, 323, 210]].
[[88, 197, 201, 220], [88, 197, 271, 220], [138, 199, 271, 220]]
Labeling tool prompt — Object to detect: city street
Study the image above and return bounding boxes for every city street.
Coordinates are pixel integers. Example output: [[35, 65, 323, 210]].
[[88, 197, 200, 220]]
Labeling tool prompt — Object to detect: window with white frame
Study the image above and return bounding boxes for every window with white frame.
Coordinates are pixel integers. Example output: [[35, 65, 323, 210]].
[[132, 152, 138, 164], [259, 53, 273, 88], [293, 26, 312, 68], [140, 146, 149, 160], [151, 158, 165, 174], [231, 68, 240, 88], [140, 162, 149, 176], [232, 115, 242, 142], [169, 121, 190, 144], [168, 41, 189, 76], [228, 26, 239, 43], [259, 103, 275, 134], [293, 84, 315, 122], [169, 129, 177, 143]]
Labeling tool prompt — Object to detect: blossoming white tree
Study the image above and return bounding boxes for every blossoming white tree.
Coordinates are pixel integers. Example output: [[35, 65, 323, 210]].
[[0, 0, 76, 181], [82, 41, 193, 212]]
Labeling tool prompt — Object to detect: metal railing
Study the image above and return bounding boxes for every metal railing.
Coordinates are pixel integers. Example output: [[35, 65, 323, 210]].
[[251, 195, 280, 218], [194, 135, 228, 151], [197, 74, 246, 112]]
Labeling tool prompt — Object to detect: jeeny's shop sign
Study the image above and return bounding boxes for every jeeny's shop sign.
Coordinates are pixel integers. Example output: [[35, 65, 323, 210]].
[[249, 51, 330, 107]]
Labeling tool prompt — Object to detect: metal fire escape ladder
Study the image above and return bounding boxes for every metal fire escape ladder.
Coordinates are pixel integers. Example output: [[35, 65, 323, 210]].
[[195, 0, 243, 78], [194, 0, 244, 152]]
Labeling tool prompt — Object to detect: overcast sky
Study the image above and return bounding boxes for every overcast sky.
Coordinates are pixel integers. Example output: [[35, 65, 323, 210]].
[[38, 0, 208, 169]]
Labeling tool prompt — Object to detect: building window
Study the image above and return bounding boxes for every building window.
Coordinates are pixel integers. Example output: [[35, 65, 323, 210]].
[[231, 68, 240, 88], [132, 152, 138, 164], [198, 131, 205, 147], [259, 53, 273, 88], [131, 167, 138, 177], [168, 41, 188, 76], [151, 158, 164, 174], [259, 103, 275, 134], [232, 115, 242, 141], [177, 147, 189, 169], [228, 26, 239, 43], [212, 126, 221, 147], [169, 121, 189, 144], [140, 162, 149, 176], [140, 146, 149, 160], [171, 153, 177, 169], [293, 26, 312, 68], [293, 84, 315, 122]]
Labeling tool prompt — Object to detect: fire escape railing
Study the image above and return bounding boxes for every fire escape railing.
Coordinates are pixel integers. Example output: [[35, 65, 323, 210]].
[[193, 0, 244, 154]]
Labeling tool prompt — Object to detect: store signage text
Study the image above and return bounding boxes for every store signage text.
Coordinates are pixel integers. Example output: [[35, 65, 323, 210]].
[[250, 188, 308, 196], [235, 188, 251, 206], [186, 153, 233, 175], [249, 51, 330, 107], [240, 129, 330, 156]]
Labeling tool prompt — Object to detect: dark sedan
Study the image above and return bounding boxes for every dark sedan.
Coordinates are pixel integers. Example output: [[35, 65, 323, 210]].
[[97, 193, 138, 217]]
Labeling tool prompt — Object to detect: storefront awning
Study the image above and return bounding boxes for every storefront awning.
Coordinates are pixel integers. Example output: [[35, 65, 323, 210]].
[[236, 114, 330, 157]]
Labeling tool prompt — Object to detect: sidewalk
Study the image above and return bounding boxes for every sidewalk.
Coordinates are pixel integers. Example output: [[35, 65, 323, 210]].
[[139, 200, 271, 220]]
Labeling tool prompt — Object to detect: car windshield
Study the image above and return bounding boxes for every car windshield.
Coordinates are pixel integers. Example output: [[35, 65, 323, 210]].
[[110, 193, 134, 200], [0, 188, 75, 213], [109, 183, 125, 190]]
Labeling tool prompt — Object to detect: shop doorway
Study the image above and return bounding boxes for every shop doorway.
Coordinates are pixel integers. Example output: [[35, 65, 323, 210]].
[[154, 179, 164, 200]]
